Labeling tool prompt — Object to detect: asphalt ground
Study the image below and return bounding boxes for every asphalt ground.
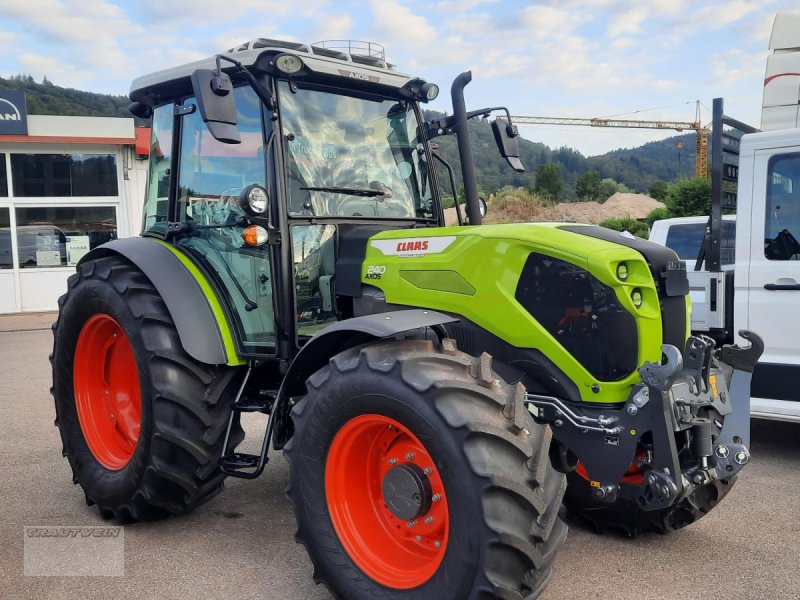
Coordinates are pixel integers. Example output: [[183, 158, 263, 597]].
[[1, 322, 799, 600]]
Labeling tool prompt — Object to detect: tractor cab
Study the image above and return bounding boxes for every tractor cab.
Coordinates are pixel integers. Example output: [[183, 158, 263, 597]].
[[129, 39, 519, 360]]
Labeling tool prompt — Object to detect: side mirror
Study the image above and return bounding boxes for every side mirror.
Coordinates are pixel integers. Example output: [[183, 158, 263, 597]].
[[479, 196, 488, 218], [190, 69, 241, 144], [491, 118, 524, 172]]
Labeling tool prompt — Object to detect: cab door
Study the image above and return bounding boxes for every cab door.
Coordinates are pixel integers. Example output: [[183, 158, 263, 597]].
[[745, 149, 800, 406]]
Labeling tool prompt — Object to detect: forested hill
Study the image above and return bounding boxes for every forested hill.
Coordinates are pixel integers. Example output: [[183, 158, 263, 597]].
[[0, 75, 132, 119], [1, 75, 696, 200], [426, 109, 698, 200]]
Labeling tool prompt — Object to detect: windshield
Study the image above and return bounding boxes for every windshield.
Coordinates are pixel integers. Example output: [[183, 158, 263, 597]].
[[278, 82, 434, 219]]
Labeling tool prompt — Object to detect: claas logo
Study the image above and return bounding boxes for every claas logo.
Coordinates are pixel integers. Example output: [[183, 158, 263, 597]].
[[396, 240, 429, 252]]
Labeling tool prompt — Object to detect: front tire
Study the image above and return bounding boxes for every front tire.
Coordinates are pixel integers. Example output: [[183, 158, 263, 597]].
[[285, 339, 567, 599], [51, 255, 243, 522]]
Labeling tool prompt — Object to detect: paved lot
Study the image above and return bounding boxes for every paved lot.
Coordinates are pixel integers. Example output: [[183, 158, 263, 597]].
[[2, 323, 799, 599]]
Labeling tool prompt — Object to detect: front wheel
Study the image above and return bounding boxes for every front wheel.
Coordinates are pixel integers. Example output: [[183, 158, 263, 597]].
[[285, 339, 567, 599]]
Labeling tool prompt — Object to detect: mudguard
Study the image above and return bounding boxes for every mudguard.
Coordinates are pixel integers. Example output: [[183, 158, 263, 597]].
[[271, 309, 458, 448], [78, 237, 235, 366]]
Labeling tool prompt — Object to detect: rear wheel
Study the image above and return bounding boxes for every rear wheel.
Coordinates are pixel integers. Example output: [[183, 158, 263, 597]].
[[285, 339, 567, 599], [51, 255, 243, 522]]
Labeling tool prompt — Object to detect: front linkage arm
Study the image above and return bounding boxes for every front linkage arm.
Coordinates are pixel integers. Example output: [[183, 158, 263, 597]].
[[526, 330, 763, 510]]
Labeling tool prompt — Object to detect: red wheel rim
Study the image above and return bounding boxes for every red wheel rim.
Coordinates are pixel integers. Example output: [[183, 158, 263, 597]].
[[325, 414, 449, 589], [73, 314, 141, 470]]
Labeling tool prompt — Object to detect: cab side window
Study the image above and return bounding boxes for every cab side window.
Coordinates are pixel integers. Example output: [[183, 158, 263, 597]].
[[142, 104, 173, 236], [765, 153, 800, 261]]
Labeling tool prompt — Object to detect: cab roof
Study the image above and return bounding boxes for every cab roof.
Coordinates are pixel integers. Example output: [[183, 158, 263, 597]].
[[129, 38, 418, 106]]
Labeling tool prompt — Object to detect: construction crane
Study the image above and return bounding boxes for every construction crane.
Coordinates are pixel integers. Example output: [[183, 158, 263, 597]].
[[510, 103, 710, 177]]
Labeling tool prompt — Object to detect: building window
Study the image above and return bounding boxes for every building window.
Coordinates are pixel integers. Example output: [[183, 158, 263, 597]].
[[0, 154, 7, 197], [0, 207, 10, 269], [10, 154, 118, 197], [765, 153, 800, 260], [15, 206, 116, 268]]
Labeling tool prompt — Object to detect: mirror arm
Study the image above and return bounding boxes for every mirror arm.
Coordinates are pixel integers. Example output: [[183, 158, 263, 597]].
[[216, 54, 276, 112], [424, 106, 517, 140]]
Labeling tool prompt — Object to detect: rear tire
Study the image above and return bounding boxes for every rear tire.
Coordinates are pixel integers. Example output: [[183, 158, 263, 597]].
[[285, 339, 567, 599], [564, 472, 737, 536], [51, 255, 243, 522]]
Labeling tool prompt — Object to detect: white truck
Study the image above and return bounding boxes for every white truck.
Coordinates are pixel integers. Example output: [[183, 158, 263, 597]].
[[650, 12, 800, 422]]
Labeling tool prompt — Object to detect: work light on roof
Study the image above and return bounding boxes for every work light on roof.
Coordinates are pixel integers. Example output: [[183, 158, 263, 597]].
[[275, 54, 304, 74], [421, 82, 439, 101]]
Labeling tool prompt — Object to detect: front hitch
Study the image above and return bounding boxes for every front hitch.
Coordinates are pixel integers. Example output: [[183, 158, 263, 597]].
[[526, 330, 764, 510]]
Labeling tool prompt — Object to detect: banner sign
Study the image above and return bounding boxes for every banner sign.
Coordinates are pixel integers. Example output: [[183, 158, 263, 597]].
[[0, 90, 28, 135]]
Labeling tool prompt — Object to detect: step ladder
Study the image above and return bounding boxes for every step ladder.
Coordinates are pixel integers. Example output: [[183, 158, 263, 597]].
[[219, 366, 278, 479]]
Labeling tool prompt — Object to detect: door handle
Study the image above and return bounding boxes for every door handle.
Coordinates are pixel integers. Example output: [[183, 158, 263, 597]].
[[764, 281, 800, 290]]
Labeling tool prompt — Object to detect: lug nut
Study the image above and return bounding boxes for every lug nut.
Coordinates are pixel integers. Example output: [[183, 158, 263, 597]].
[[432, 494, 441, 502], [406, 452, 415, 460], [423, 467, 432, 475], [407, 520, 416, 528], [416, 535, 422, 542], [424, 516, 434, 525], [388, 458, 398, 465], [716, 445, 729, 458], [734, 451, 749, 465], [434, 540, 441, 548]]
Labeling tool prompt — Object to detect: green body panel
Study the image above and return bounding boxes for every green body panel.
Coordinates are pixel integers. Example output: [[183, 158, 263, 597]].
[[363, 223, 670, 404], [154, 240, 247, 367], [399, 270, 476, 295]]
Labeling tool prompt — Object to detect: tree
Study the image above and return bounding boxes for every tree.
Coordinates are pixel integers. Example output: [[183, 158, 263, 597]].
[[649, 180, 668, 201], [599, 178, 619, 202], [575, 170, 601, 200], [646, 207, 670, 227], [534, 163, 562, 200], [665, 177, 711, 217], [599, 217, 649, 238]]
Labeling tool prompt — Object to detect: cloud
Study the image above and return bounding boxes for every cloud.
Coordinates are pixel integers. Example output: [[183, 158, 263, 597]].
[[370, 0, 438, 45], [309, 13, 354, 41]]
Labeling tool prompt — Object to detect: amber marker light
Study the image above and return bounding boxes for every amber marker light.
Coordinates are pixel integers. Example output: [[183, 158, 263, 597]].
[[243, 225, 268, 246]]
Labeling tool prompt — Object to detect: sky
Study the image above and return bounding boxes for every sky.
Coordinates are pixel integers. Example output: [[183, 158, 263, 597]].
[[0, 0, 796, 156]]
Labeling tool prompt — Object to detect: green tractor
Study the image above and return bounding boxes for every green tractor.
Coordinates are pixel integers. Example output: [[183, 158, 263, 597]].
[[51, 39, 763, 599]]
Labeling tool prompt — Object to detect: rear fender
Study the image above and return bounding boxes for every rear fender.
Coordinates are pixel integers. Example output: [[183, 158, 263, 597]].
[[77, 237, 242, 366]]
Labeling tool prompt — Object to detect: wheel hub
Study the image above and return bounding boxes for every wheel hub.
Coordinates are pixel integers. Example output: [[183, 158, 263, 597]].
[[382, 463, 432, 521]]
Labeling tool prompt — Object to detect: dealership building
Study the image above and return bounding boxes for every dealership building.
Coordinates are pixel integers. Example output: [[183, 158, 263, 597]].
[[0, 90, 149, 314]]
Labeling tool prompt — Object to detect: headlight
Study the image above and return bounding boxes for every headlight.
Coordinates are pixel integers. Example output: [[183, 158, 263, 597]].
[[275, 54, 303, 74], [616, 262, 629, 281], [631, 288, 643, 308], [421, 82, 439, 101], [239, 184, 269, 215]]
